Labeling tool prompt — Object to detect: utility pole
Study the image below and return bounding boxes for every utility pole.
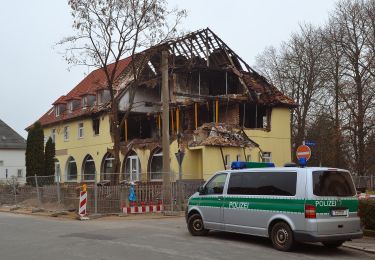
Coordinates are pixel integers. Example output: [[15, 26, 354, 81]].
[[161, 50, 171, 210]]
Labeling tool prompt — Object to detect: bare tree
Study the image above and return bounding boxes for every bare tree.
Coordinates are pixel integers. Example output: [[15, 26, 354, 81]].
[[331, 0, 375, 175], [256, 24, 326, 158], [58, 0, 185, 179]]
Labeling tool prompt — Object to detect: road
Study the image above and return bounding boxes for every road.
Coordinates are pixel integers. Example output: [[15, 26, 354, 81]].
[[0, 212, 372, 260]]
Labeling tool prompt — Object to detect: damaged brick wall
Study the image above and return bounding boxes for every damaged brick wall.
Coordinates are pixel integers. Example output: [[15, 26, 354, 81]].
[[220, 103, 240, 125]]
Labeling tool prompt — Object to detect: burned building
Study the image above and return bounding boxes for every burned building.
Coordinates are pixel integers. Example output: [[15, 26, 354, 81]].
[[34, 28, 295, 183]]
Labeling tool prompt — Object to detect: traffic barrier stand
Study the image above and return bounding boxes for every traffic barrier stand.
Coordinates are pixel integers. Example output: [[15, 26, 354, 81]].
[[122, 200, 163, 214], [78, 185, 90, 220]]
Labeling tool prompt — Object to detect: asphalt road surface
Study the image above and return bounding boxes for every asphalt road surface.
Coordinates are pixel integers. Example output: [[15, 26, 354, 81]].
[[0, 212, 372, 260]]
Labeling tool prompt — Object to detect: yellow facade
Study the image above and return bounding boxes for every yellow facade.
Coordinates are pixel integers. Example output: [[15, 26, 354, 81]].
[[44, 107, 291, 182], [245, 107, 292, 167], [44, 115, 114, 182]]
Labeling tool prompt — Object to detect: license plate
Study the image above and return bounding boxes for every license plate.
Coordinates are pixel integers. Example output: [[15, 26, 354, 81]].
[[331, 209, 348, 217]]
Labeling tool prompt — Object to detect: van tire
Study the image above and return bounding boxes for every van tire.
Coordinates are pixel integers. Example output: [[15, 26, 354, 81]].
[[187, 214, 208, 236], [270, 222, 295, 251], [322, 240, 344, 248]]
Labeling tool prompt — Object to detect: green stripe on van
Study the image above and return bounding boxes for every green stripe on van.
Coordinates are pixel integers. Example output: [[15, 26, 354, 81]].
[[189, 197, 359, 214]]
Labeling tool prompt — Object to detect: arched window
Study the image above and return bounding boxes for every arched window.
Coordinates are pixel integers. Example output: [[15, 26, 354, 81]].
[[149, 148, 163, 181], [101, 152, 115, 183], [82, 154, 96, 181], [66, 156, 77, 181], [124, 151, 141, 182], [54, 159, 61, 182]]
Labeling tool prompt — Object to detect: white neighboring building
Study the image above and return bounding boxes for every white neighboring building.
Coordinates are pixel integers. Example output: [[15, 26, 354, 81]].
[[0, 119, 26, 184]]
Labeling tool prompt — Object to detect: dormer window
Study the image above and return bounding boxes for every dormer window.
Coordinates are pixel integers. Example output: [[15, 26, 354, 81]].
[[55, 106, 60, 117], [82, 96, 88, 108], [55, 104, 66, 117], [97, 90, 110, 105], [68, 101, 73, 113]]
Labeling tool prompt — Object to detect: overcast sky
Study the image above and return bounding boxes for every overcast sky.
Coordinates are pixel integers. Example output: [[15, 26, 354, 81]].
[[0, 0, 336, 138]]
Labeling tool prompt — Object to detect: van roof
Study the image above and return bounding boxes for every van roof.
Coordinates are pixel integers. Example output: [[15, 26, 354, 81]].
[[226, 167, 349, 173]]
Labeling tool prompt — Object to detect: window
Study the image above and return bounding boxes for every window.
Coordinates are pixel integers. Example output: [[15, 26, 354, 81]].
[[68, 102, 73, 113], [224, 155, 230, 169], [82, 96, 87, 108], [204, 173, 227, 195], [78, 122, 84, 139], [63, 126, 69, 141], [124, 151, 141, 182], [262, 152, 272, 163], [313, 171, 356, 197], [246, 154, 251, 162], [66, 157, 77, 181], [236, 154, 241, 161], [17, 169, 23, 178], [97, 91, 103, 104], [51, 129, 56, 143], [55, 105, 60, 117], [93, 118, 100, 135], [82, 155, 96, 181], [227, 171, 297, 196], [0, 160, 3, 166], [150, 149, 163, 180], [101, 153, 115, 182]]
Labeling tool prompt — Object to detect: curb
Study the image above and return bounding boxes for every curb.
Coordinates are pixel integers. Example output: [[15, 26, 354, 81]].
[[343, 244, 375, 254]]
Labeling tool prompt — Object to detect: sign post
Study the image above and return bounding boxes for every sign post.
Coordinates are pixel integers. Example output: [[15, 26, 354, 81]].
[[175, 150, 185, 210], [296, 144, 311, 166]]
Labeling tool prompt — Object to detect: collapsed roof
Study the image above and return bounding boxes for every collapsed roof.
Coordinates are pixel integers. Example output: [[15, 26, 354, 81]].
[[33, 28, 295, 128], [190, 123, 259, 148]]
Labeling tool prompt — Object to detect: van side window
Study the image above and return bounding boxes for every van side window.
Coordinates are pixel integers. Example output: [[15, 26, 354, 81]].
[[205, 173, 227, 195], [313, 171, 355, 197], [228, 172, 297, 196]]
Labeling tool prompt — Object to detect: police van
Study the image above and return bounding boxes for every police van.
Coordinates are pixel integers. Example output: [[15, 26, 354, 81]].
[[186, 162, 362, 251]]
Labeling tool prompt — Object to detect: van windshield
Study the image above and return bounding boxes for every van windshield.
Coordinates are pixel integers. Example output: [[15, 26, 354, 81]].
[[313, 171, 356, 197]]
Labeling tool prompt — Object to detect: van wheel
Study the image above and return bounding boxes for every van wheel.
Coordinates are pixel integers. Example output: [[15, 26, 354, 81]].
[[322, 240, 344, 248], [270, 222, 294, 251], [187, 214, 208, 236]]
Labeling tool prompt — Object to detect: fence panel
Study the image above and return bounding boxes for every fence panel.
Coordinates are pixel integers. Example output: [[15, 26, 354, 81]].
[[0, 173, 204, 215]]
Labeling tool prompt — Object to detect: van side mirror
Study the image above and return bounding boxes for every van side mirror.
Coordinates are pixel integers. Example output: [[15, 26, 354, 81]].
[[198, 186, 206, 195]]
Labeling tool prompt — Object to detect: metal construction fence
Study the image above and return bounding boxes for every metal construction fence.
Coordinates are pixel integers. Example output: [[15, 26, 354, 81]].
[[0, 173, 204, 214], [352, 175, 374, 192]]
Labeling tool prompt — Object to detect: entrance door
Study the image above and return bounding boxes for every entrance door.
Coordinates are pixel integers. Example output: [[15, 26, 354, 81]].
[[129, 156, 139, 181], [126, 155, 140, 182]]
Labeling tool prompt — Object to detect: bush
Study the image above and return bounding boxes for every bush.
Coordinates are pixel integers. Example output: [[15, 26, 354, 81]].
[[359, 200, 375, 230]]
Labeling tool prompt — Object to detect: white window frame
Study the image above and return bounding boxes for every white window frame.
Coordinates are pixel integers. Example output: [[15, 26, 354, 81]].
[[63, 126, 69, 141], [17, 169, 23, 178], [236, 154, 241, 161], [55, 105, 60, 117], [150, 151, 163, 181], [68, 102, 73, 113], [82, 96, 87, 108], [262, 152, 272, 163], [78, 122, 84, 139]]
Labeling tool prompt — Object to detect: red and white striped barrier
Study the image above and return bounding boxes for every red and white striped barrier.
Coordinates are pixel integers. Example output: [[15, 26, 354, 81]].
[[122, 201, 163, 214], [356, 193, 375, 199], [79, 191, 87, 217]]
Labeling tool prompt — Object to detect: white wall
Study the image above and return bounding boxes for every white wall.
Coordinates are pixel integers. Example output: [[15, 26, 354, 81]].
[[0, 149, 26, 184], [119, 86, 161, 113]]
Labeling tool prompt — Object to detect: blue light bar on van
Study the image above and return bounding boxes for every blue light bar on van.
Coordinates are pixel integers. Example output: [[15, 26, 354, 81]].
[[231, 161, 275, 169]]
